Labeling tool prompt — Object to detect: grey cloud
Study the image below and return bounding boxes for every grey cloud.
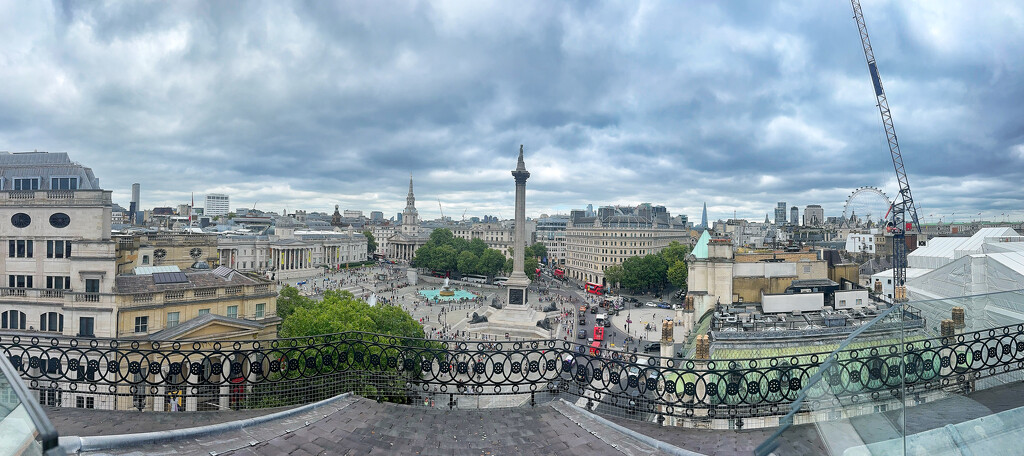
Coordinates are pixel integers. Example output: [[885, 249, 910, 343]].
[[0, 0, 1021, 223]]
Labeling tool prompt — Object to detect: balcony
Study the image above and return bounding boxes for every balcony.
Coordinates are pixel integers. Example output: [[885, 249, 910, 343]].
[[117, 285, 277, 308], [0, 288, 66, 301], [0, 189, 112, 207]]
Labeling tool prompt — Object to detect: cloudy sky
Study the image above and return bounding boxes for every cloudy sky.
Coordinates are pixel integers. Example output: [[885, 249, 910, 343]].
[[2, 1, 1022, 224]]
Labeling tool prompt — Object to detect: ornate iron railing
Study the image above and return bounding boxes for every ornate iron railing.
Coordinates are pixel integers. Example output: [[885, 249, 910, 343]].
[[2, 321, 1023, 421]]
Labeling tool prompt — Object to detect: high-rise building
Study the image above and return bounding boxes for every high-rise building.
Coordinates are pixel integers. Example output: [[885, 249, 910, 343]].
[[205, 193, 230, 216], [774, 202, 787, 225], [370, 211, 384, 221], [804, 205, 824, 226], [701, 202, 709, 229], [586, 204, 594, 217], [130, 183, 140, 225], [790, 206, 800, 226]]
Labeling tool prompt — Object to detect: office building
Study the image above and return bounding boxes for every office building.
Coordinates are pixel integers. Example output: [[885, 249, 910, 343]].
[[774, 202, 787, 225], [205, 193, 230, 216], [804, 205, 825, 226]]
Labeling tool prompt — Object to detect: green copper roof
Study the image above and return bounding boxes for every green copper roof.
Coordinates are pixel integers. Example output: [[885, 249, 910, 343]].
[[693, 230, 711, 259]]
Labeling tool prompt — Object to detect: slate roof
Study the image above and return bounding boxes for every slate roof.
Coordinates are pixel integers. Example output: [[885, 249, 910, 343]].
[[145, 313, 265, 340], [114, 268, 266, 294]]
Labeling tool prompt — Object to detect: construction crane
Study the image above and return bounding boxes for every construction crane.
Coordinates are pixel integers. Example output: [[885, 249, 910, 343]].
[[462, 209, 467, 222], [437, 198, 444, 220], [850, 0, 923, 302]]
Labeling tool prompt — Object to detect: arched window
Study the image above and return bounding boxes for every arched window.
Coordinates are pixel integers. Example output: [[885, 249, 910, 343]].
[[2, 310, 27, 329], [40, 312, 64, 332]]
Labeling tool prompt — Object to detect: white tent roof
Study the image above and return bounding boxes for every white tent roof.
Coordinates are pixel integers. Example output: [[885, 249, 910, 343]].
[[907, 228, 1021, 270], [954, 227, 1020, 260], [908, 237, 970, 269]]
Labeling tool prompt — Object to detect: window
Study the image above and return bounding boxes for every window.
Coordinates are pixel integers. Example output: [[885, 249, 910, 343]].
[[46, 276, 72, 289], [226, 305, 238, 319], [9, 275, 33, 288], [198, 309, 210, 315], [166, 312, 180, 328], [78, 317, 95, 337], [142, 255, 150, 265], [839, 300, 846, 307], [856, 299, 863, 306], [75, 396, 95, 409], [85, 279, 99, 293], [2, 310, 27, 329], [255, 303, 265, 318], [40, 312, 64, 332], [9, 240, 33, 258], [13, 178, 39, 190], [39, 388, 61, 407], [134, 316, 149, 333], [50, 177, 78, 190], [46, 240, 71, 258]]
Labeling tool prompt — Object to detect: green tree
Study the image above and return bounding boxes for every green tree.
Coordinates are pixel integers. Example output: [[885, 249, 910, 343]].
[[467, 238, 487, 257], [604, 265, 625, 288], [528, 242, 547, 260], [433, 245, 458, 272], [362, 230, 377, 254], [456, 251, 479, 275], [525, 256, 539, 279], [667, 260, 688, 289], [412, 244, 435, 269], [659, 241, 689, 265], [429, 228, 455, 246], [276, 285, 315, 320], [269, 290, 432, 406], [479, 249, 506, 276]]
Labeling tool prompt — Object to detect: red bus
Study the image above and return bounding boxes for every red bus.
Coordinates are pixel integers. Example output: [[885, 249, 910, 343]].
[[592, 326, 605, 341], [584, 282, 603, 295], [553, 268, 565, 279]]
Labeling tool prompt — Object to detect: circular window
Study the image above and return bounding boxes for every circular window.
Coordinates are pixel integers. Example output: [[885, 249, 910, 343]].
[[154, 249, 167, 259], [11, 213, 31, 228], [189, 247, 203, 259], [49, 213, 71, 228]]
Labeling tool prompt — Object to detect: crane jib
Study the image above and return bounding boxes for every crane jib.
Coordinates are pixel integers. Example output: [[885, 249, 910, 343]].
[[868, 62, 883, 97]]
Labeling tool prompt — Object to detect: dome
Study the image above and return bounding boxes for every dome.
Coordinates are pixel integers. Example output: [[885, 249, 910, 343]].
[[191, 261, 211, 270]]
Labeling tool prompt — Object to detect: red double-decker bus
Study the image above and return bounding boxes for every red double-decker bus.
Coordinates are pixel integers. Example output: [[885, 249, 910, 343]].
[[584, 282, 603, 295], [592, 326, 605, 341], [553, 268, 565, 279]]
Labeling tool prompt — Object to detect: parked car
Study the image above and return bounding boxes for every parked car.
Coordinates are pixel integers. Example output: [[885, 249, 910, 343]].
[[577, 329, 587, 339], [643, 342, 661, 352], [644, 302, 658, 308], [657, 302, 672, 309]]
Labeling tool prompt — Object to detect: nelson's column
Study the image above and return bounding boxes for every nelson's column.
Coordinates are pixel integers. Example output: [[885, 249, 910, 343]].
[[505, 145, 531, 307]]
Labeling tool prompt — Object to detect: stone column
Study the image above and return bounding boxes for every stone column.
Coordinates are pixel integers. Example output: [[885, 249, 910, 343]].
[[505, 145, 531, 307]]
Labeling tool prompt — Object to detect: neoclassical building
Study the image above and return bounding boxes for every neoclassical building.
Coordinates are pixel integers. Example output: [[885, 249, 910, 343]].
[[0, 152, 118, 338], [218, 217, 368, 280], [387, 176, 430, 261], [563, 214, 689, 286]]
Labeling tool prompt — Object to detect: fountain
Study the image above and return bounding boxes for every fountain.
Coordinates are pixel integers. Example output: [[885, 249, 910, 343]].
[[439, 277, 455, 297], [418, 277, 478, 302]]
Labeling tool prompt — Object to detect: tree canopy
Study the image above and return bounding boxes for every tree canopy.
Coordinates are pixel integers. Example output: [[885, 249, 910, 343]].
[[603, 241, 690, 293], [412, 228, 514, 277], [279, 289, 423, 339], [362, 230, 377, 254]]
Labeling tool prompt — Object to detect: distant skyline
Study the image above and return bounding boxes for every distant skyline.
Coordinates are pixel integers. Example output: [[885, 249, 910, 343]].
[[2, 1, 1023, 224]]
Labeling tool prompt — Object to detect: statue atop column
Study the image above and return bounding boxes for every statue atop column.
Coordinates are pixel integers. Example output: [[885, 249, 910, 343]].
[[505, 145, 531, 306]]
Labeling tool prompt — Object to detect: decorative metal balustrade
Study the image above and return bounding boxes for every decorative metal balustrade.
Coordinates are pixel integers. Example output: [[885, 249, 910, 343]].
[[2, 319, 1023, 422]]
